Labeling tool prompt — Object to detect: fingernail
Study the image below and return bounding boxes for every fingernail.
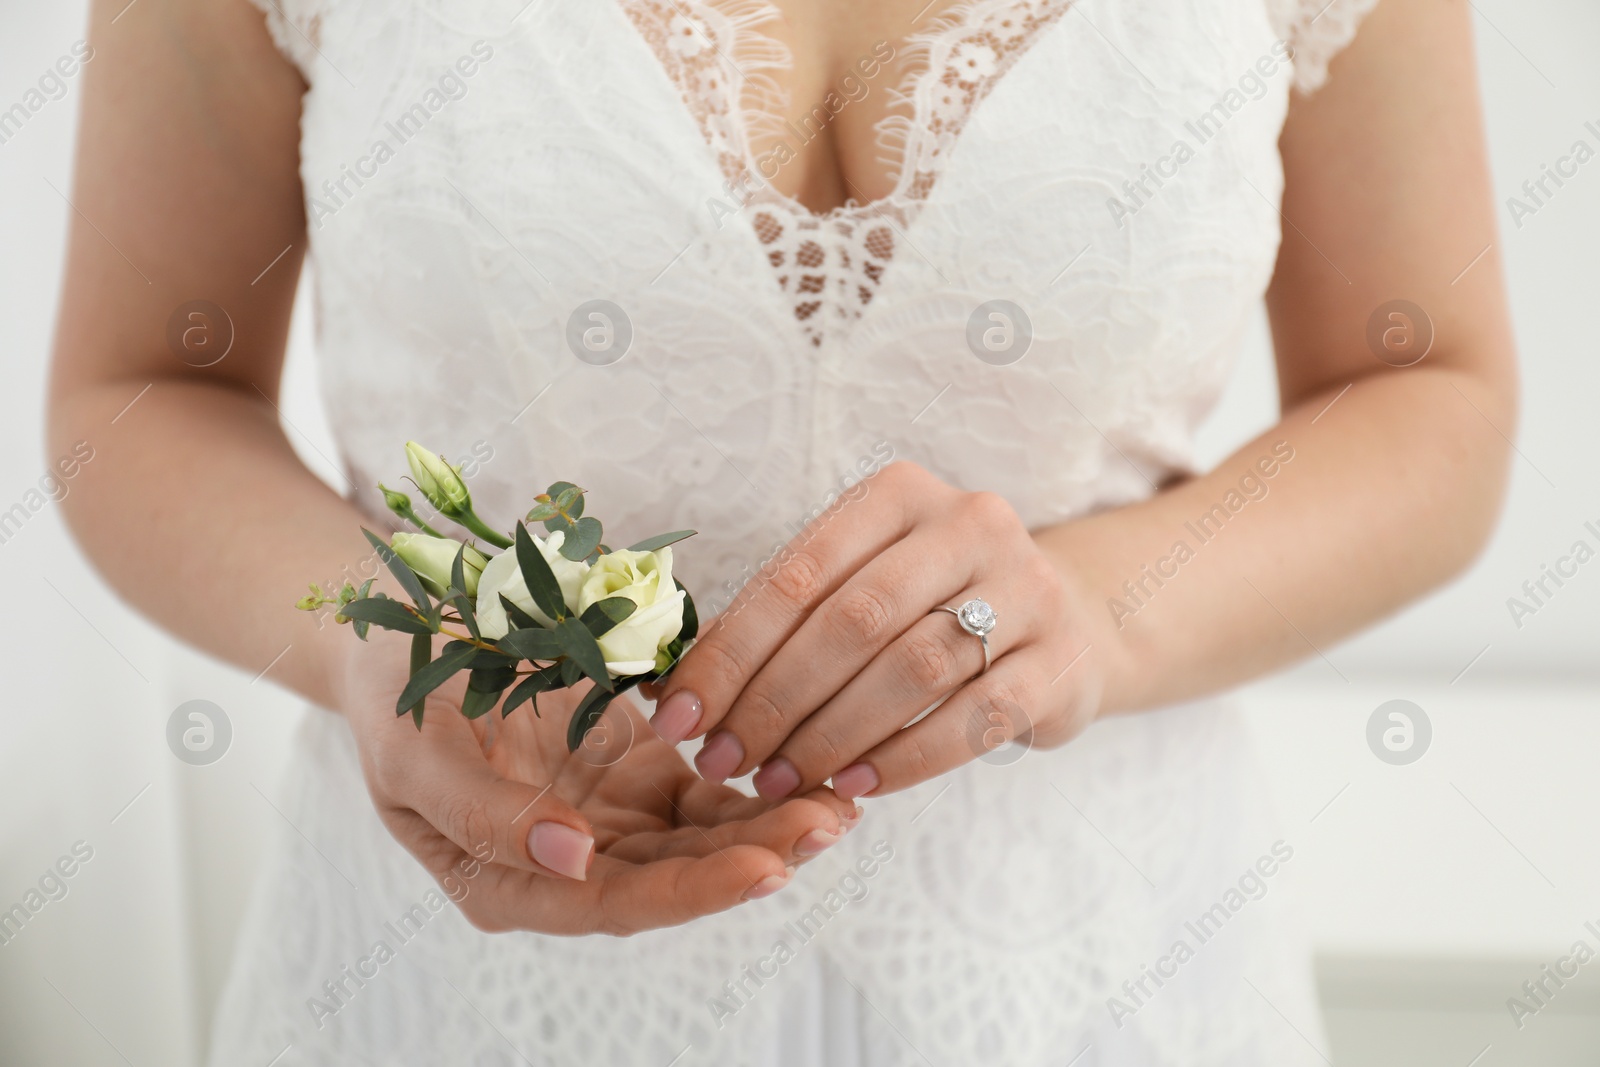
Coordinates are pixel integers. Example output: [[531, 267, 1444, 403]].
[[528, 822, 593, 881], [650, 690, 702, 744], [833, 763, 879, 800], [695, 731, 744, 782], [841, 805, 864, 832], [753, 757, 801, 800], [743, 866, 795, 901], [794, 828, 840, 856]]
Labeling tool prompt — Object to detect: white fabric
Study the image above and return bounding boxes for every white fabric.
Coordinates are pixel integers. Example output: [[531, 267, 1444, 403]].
[[212, 0, 1378, 1063]]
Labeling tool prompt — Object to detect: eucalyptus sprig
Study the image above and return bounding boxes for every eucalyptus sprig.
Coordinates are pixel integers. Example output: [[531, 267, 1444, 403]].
[[297, 443, 699, 751]]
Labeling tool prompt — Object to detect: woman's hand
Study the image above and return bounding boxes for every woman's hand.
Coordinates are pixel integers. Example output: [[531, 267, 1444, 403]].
[[335, 632, 859, 936], [648, 462, 1105, 802]]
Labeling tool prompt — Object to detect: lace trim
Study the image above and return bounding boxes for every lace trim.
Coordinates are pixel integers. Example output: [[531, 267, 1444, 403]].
[[618, 0, 1075, 346], [1271, 0, 1383, 94]]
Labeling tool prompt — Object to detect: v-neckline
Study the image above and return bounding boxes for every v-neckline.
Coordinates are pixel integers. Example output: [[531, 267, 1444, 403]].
[[610, 0, 1080, 345]]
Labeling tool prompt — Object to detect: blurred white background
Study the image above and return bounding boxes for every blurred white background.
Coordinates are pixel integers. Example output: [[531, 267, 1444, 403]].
[[1, 0, 1596, 1064]]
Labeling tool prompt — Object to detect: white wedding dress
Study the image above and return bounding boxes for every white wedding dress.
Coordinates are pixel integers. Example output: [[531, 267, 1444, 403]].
[[213, 0, 1377, 1063]]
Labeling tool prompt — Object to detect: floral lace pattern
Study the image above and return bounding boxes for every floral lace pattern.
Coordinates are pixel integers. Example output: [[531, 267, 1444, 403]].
[[618, 0, 1079, 346], [221, 0, 1381, 1063]]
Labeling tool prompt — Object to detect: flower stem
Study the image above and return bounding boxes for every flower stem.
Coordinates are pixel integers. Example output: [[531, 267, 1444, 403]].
[[459, 508, 513, 549]]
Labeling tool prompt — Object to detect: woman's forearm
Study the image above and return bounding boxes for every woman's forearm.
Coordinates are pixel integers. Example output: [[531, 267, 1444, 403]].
[[50, 374, 378, 710], [1042, 363, 1514, 716]]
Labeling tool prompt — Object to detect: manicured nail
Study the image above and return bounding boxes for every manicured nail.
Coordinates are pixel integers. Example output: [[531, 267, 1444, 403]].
[[650, 690, 702, 744], [527, 822, 593, 881], [695, 731, 744, 782], [833, 763, 879, 800], [743, 866, 795, 900], [753, 757, 801, 800], [841, 805, 864, 832], [794, 828, 840, 856]]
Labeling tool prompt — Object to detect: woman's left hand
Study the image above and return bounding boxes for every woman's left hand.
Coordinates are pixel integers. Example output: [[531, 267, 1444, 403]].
[[649, 462, 1106, 801]]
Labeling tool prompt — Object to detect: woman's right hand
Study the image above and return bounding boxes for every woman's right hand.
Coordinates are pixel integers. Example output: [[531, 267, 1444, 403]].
[[333, 631, 858, 936]]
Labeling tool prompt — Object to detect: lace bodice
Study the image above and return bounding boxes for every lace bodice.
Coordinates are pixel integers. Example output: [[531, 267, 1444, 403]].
[[211, 1, 1379, 1064]]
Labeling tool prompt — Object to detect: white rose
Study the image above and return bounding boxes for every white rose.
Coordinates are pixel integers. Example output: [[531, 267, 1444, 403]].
[[474, 528, 590, 639], [576, 547, 685, 676]]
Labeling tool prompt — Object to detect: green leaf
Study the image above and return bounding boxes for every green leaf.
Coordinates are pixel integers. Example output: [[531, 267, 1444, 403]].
[[503, 663, 564, 718], [496, 627, 561, 661], [559, 657, 583, 687], [514, 522, 570, 622], [463, 647, 518, 670], [449, 545, 481, 640], [526, 501, 560, 523], [549, 482, 585, 519], [348, 578, 378, 640], [338, 596, 435, 636], [555, 618, 612, 691], [677, 579, 699, 642], [363, 528, 431, 611], [626, 529, 697, 553], [460, 666, 516, 719], [566, 684, 615, 752], [499, 593, 541, 631], [407, 633, 431, 729], [560, 516, 603, 560], [395, 641, 477, 718], [543, 512, 573, 538], [580, 595, 636, 638]]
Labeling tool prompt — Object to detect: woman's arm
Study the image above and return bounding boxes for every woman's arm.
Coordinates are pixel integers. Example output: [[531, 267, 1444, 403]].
[[1047, 0, 1516, 713], [652, 0, 1517, 798], [46, 0, 349, 707], [48, 0, 852, 928]]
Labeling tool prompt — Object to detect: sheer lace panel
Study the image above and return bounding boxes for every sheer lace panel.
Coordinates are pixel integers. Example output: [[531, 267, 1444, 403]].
[[618, 0, 1076, 346]]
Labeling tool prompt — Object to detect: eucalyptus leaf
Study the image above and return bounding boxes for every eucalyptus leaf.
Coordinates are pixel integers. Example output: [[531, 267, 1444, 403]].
[[503, 663, 564, 718], [449, 545, 481, 640], [549, 482, 585, 519], [579, 595, 636, 638], [559, 656, 582, 687], [496, 627, 561, 662], [560, 516, 603, 561], [526, 501, 560, 523], [565, 684, 615, 753], [499, 593, 541, 631], [338, 597, 435, 636], [626, 529, 697, 553], [407, 632, 431, 728], [363, 528, 431, 611], [514, 522, 569, 621], [677, 579, 699, 642], [460, 666, 515, 719], [350, 578, 378, 641], [395, 642, 477, 717], [555, 618, 613, 691]]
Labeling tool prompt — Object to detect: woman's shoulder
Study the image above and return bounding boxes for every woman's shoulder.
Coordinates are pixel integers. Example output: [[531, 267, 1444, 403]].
[[1264, 0, 1385, 94]]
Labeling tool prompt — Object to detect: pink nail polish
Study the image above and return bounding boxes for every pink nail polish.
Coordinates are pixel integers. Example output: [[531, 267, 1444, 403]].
[[753, 757, 801, 800], [832, 763, 879, 800], [649, 690, 702, 744], [695, 732, 744, 782], [527, 822, 593, 881], [841, 805, 864, 832], [794, 828, 840, 856], [743, 868, 794, 900]]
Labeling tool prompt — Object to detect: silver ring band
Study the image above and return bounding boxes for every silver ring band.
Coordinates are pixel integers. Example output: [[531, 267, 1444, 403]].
[[933, 597, 997, 673]]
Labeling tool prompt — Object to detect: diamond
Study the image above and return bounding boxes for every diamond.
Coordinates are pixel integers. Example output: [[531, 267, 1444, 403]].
[[957, 598, 996, 635]]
